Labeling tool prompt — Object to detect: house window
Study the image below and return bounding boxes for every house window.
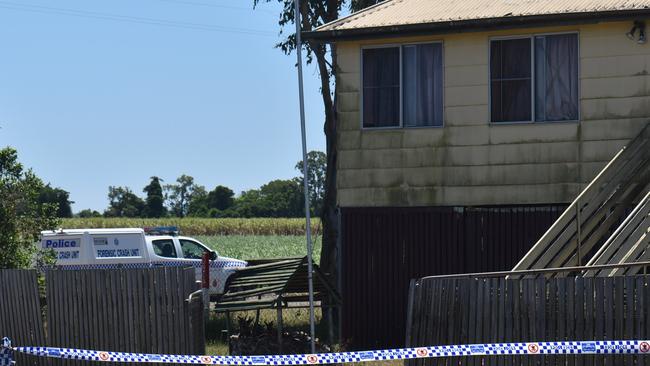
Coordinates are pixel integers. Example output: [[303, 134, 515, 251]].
[[362, 43, 443, 128], [362, 47, 400, 128], [490, 33, 578, 123]]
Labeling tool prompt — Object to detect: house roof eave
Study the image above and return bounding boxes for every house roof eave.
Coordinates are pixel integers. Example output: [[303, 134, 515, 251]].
[[303, 9, 650, 42]]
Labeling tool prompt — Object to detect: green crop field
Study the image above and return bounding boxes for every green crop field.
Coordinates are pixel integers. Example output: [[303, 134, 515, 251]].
[[61, 217, 322, 236], [59, 218, 322, 261], [197, 235, 321, 262]]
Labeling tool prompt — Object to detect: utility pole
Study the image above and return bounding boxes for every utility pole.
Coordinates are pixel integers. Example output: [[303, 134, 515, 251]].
[[293, 0, 317, 354]]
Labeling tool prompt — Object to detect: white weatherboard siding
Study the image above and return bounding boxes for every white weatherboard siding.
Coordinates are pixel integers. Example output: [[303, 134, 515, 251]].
[[335, 20, 649, 207]]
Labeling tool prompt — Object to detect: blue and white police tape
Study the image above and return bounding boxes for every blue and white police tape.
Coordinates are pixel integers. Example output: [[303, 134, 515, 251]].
[[3, 340, 650, 365], [0, 338, 14, 366]]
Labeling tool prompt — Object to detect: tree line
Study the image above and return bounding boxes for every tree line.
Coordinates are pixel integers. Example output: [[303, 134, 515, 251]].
[[0, 146, 324, 268], [77, 151, 326, 219]]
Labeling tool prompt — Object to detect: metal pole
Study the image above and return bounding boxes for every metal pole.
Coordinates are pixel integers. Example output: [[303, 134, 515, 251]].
[[201, 252, 210, 321], [576, 200, 582, 266], [293, 0, 317, 354], [277, 303, 284, 353]]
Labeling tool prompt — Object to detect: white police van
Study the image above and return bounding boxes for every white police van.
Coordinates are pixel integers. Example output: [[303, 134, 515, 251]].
[[41, 226, 247, 295]]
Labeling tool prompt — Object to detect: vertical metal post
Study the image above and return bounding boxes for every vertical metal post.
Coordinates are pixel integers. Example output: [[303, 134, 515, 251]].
[[576, 200, 582, 266], [404, 279, 417, 347], [293, 0, 317, 354], [201, 252, 211, 320], [327, 305, 334, 345], [337, 207, 343, 343], [277, 304, 284, 353], [255, 295, 262, 329], [225, 311, 231, 336]]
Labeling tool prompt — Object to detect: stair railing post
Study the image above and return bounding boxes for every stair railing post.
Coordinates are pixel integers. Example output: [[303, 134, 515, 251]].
[[576, 199, 582, 266]]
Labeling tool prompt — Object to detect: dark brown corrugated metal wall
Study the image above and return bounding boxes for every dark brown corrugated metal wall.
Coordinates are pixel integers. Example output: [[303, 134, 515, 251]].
[[340, 205, 566, 350]]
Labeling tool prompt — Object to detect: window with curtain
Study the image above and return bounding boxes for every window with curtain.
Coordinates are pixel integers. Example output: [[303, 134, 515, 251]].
[[362, 47, 400, 128], [490, 38, 532, 122], [403, 43, 443, 127], [362, 43, 443, 128], [535, 34, 579, 122], [490, 34, 578, 123]]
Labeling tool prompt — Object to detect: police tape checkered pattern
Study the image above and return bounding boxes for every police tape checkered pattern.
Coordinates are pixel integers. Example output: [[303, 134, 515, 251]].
[[0, 348, 12, 366], [56, 260, 245, 271], [1, 338, 13, 366], [2, 340, 650, 365]]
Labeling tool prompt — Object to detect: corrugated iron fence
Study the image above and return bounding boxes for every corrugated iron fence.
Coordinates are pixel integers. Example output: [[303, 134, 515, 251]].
[[406, 275, 650, 366], [0, 267, 204, 366], [340, 205, 566, 349]]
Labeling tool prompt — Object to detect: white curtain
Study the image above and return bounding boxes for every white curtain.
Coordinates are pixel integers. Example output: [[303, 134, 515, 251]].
[[403, 43, 443, 127], [535, 34, 579, 121]]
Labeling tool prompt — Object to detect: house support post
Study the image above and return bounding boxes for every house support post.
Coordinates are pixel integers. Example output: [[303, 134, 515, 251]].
[[327, 305, 334, 345], [225, 311, 231, 336], [576, 200, 582, 266], [277, 303, 283, 353]]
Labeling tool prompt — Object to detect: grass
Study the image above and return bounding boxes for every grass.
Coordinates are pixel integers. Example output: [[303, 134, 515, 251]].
[[197, 235, 322, 262], [60, 217, 322, 236], [205, 308, 323, 356], [198, 235, 324, 356], [205, 340, 229, 356]]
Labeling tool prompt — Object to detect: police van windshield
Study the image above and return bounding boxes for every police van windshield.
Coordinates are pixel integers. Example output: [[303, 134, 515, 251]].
[[180, 239, 209, 259], [152, 239, 177, 258]]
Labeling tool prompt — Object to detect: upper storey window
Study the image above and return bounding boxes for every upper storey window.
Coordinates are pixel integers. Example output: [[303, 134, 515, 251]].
[[362, 43, 443, 128], [490, 33, 579, 123]]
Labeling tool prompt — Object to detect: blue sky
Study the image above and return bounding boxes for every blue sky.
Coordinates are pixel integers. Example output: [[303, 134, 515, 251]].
[[0, 0, 326, 212]]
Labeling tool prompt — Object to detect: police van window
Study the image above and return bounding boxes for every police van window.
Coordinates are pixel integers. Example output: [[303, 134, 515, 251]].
[[180, 239, 207, 260], [152, 239, 177, 258]]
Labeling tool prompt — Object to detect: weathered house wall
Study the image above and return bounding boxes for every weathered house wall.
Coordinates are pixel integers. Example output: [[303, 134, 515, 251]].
[[335, 20, 650, 207]]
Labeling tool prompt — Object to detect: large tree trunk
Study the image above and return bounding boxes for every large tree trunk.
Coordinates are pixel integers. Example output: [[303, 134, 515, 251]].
[[297, 1, 339, 290], [312, 47, 337, 280], [310, 42, 340, 341]]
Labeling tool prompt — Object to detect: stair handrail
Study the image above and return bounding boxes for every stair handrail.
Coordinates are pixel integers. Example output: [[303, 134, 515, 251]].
[[512, 123, 650, 271]]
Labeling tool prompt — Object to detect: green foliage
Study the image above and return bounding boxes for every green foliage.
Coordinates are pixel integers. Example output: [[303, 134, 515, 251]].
[[94, 156, 324, 219], [208, 185, 235, 211], [234, 179, 304, 218], [259, 179, 304, 217], [143, 176, 165, 218], [187, 185, 209, 217], [38, 184, 73, 218], [77, 209, 102, 218], [165, 174, 203, 218], [252, 0, 383, 59], [104, 186, 145, 217], [295, 151, 326, 216], [60, 217, 322, 236], [0, 147, 59, 269]]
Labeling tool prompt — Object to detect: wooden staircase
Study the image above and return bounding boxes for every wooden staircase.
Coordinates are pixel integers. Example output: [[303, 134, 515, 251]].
[[512, 123, 650, 276]]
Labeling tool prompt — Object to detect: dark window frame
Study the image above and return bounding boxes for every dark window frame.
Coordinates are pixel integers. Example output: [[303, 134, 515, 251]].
[[361, 41, 445, 130], [179, 239, 210, 260], [489, 32, 580, 124], [152, 239, 178, 259]]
